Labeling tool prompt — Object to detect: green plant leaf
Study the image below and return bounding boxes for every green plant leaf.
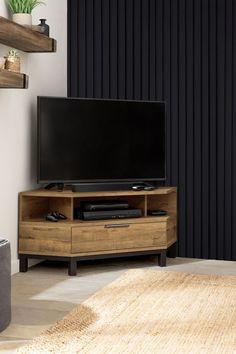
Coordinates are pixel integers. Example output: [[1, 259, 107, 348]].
[[7, 49, 18, 57], [6, 0, 45, 14]]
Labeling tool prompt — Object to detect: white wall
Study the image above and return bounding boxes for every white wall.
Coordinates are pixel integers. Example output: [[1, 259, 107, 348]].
[[0, 0, 67, 274]]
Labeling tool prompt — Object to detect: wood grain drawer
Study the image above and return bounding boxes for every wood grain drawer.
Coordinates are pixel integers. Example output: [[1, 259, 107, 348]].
[[72, 222, 167, 254], [19, 225, 71, 254]]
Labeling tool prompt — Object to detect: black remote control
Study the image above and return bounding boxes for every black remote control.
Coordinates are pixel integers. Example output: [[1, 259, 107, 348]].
[[132, 183, 155, 191], [51, 211, 67, 220], [144, 185, 155, 191], [45, 214, 58, 222], [132, 185, 144, 191], [147, 209, 167, 216]]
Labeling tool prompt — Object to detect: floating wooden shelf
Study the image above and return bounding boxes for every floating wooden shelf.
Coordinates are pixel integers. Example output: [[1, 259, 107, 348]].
[[0, 16, 57, 52], [0, 16, 57, 88], [0, 69, 28, 88]]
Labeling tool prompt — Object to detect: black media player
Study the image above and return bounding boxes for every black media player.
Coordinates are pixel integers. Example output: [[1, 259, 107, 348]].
[[81, 200, 129, 211], [74, 208, 142, 221]]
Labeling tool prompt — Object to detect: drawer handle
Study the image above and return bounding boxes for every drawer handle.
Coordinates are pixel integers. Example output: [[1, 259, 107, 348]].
[[105, 224, 130, 229]]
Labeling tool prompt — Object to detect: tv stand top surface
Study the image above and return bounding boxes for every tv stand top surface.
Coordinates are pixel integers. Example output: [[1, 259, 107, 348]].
[[20, 186, 176, 198]]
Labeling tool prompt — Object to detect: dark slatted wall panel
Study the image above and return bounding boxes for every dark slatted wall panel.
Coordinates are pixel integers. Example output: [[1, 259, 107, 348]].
[[68, 0, 236, 260]]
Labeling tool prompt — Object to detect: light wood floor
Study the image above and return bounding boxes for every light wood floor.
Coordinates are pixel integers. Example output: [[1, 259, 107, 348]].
[[0, 256, 236, 353]]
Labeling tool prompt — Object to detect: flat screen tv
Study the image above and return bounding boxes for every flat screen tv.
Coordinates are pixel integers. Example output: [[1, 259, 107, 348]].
[[37, 97, 166, 191]]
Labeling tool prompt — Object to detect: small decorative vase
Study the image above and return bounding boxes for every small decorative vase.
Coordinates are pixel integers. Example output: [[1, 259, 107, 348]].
[[12, 13, 32, 26], [5, 56, 21, 73], [38, 19, 50, 37]]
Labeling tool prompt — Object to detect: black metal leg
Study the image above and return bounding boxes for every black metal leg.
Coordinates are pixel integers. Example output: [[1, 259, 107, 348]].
[[19, 256, 28, 272], [68, 258, 77, 276], [167, 242, 177, 258], [158, 251, 167, 267]]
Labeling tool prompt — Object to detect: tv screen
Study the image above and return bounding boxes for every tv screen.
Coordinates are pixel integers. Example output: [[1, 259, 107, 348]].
[[37, 97, 166, 184]]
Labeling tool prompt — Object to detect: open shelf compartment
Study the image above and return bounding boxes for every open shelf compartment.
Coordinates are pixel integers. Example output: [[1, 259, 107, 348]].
[[73, 195, 146, 220], [20, 195, 73, 222]]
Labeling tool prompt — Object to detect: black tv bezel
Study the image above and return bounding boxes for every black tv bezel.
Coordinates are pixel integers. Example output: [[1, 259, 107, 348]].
[[37, 96, 167, 185]]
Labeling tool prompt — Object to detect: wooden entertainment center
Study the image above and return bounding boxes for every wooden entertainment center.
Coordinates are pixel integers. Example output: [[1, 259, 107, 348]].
[[18, 187, 177, 275]]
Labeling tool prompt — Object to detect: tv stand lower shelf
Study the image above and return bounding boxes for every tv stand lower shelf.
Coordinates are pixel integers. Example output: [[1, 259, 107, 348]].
[[18, 187, 177, 276]]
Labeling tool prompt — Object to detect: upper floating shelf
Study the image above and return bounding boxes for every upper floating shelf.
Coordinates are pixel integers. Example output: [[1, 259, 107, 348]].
[[0, 16, 57, 53]]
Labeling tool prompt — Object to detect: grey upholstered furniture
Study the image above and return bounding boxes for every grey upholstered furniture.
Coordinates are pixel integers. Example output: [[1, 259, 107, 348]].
[[0, 239, 11, 332]]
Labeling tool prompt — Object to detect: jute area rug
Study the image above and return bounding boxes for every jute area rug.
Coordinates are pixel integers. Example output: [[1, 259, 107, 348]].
[[17, 270, 236, 354]]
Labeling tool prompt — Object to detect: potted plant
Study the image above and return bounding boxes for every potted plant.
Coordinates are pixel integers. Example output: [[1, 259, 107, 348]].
[[5, 49, 20, 72], [6, 0, 45, 26]]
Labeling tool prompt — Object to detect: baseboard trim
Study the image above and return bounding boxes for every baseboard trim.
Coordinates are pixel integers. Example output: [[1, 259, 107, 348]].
[[11, 259, 19, 275]]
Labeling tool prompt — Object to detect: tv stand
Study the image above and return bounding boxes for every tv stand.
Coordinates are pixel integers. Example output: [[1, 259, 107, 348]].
[[18, 186, 177, 275]]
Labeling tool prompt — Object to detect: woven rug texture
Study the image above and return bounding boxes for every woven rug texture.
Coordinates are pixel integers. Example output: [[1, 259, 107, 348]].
[[17, 269, 236, 354]]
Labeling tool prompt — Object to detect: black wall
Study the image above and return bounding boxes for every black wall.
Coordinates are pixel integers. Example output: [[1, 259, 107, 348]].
[[68, 0, 236, 260]]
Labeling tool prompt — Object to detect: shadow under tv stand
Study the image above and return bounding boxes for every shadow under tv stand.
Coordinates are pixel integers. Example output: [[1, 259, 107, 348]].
[[18, 186, 177, 276]]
